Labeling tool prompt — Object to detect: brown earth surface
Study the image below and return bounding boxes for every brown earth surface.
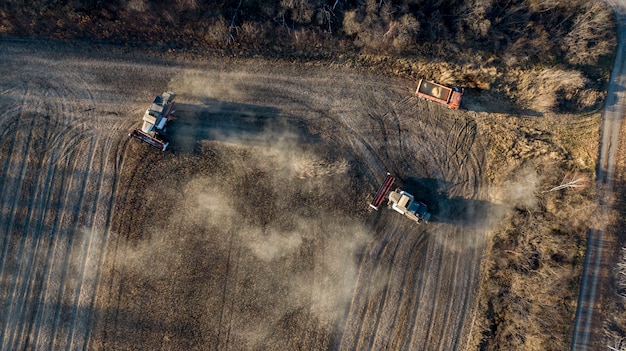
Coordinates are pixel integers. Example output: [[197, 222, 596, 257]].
[[0, 39, 590, 350]]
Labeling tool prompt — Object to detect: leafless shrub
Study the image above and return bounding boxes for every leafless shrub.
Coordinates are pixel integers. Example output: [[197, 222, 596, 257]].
[[616, 248, 626, 298], [544, 171, 588, 193], [341, 0, 395, 52], [561, 0, 616, 65], [605, 270, 626, 351], [203, 17, 229, 45], [175, 0, 197, 11], [454, 0, 491, 39], [606, 332, 626, 351], [125, 0, 146, 12], [514, 68, 586, 113], [390, 14, 419, 52], [280, 0, 315, 24]]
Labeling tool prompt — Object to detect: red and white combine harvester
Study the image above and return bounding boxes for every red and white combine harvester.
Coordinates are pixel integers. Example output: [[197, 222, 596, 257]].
[[370, 173, 431, 224], [128, 92, 176, 151]]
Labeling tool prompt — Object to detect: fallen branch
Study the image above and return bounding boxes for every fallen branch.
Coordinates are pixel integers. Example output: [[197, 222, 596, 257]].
[[543, 172, 587, 193]]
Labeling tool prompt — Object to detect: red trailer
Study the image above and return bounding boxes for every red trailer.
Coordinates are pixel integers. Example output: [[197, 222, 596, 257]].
[[415, 79, 463, 109]]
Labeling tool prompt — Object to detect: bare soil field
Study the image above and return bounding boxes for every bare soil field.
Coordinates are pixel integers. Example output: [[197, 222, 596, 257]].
[[0, 38, 604, 351], [0, 39, 493, 350]]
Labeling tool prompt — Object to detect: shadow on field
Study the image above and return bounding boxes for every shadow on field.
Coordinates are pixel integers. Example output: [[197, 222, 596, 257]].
[[401, 177, 505, 228], [462, 90, 544, 117], [164, 100, 319, 153]]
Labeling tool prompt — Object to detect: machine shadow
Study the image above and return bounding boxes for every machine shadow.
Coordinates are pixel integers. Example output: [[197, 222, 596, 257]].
[[402, 177, 505, 228], [461, 89, 544, 117], [164, 100, 319, 154]]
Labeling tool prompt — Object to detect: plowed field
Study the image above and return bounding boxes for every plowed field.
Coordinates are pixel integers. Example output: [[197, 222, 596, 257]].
[[0, 40, 492, 350]]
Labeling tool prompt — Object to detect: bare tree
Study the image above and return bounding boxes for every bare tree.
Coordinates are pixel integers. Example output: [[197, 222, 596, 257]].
[[227, 0, 243, 44], [544, 172, 587, 193], [606, 332, 626, 351]]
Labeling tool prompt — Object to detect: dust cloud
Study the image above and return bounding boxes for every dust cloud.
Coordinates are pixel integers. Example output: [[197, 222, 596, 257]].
[[481, 165, 540, 233], [183, 141, 370, 344], [121, 116, 371, 346], [168, 70, 249, 102], [103, 72, 373, 347], [490, 166, 539, 211], [435, 166, 540, 253]]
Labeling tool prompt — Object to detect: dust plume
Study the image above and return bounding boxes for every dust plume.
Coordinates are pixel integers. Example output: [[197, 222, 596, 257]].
[[436, 166, 540, 253], [490, 166, 539, 211], [240, 226, 303, 262], [165, 132, 370, 346], [480, 165, 540, 234], [168, 70, 249, 102]]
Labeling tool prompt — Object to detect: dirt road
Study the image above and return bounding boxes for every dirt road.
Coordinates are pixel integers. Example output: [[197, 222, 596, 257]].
[[571, 1, 626, 349], [0, 40, 491, 350]]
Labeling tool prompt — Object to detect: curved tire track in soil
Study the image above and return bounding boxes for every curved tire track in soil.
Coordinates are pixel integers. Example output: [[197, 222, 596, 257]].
[[0, 46, 123, 350], [334, 93, 486, 351]]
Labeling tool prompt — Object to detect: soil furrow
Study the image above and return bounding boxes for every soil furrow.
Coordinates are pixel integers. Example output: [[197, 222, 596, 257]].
[[386, 233, 430, 350], [0, 42, 490, 350], [47, 139, 96, 350], [0, 111, 38, 350], [66, 140, 110, 351], [6, 115, 54, 350], [85, 135, 127, 351], [23, 151, 63, 349], [29, 148, 77, 349], [429, 233, 462, 350], [360, 228, 405, 351], [407, 236, 445, 350], [370, 230, 427, 350]]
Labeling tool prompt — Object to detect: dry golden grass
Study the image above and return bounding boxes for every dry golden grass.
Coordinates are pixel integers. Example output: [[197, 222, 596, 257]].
[[468, 107, 600, 351]]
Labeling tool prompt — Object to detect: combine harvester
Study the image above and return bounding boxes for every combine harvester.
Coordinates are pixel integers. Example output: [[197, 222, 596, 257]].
[[129, 92, 176, 151], [370, 172, 431, 223], [415, 79, 464, 109]]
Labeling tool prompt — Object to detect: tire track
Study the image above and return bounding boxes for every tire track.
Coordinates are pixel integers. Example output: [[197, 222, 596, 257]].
[[85, 134, 128, 351], [452, 241, 481, 351], [386, 232, 430, 351], [22, 156, 64, 350], [27, 137, 92, 350], [0, 111, 39, 351], [216, 224, 243, 350], [356, 228, 405, 351], [1, 43, 490, 350], [370, 231, 428, 350], [5, 67, 98, 350], [570, 2, 626, 349], [48, 139, 97, 350], [427, 231, 462, 350], [0, 84, 34, 280], [336, 87, 486, 351], [4, 114, 55, 350], [2, 70, 94, 350], [65, 140, 110, 351], [399, 229, 437, 351], [337, 217, 397, 351], [407, 234, 446, 350], [26, 138, 78, 349]]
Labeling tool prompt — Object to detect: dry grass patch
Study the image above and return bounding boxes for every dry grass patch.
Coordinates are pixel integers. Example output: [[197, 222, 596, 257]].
[[470, 108, 600, 351]]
